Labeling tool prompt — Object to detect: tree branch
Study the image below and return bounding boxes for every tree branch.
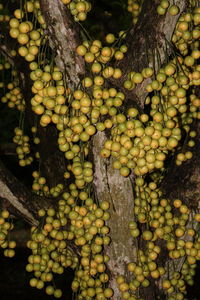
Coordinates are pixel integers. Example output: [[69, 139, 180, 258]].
[[39, 0, 85, 89], [112, 0, 187, 108], [0, 159, 52, 225]]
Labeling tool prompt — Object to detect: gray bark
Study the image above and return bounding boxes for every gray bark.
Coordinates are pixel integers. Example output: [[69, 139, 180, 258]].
[[40, 0, 85, 89], [93, 132, 136, 299]]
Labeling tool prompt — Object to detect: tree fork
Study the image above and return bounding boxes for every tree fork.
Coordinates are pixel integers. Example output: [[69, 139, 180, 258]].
[[109, 0, 187, 109]]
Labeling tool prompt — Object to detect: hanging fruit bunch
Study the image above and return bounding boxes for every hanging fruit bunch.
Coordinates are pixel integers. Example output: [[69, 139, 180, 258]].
[[0, 210, 16, 258]]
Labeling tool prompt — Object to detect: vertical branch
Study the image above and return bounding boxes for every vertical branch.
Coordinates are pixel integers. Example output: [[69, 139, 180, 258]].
[[39, 0, 85, 89]]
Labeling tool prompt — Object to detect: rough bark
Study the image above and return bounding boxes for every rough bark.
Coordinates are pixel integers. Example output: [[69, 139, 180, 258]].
[[39, 0, 85, 89], [93, 132, 136, 299]]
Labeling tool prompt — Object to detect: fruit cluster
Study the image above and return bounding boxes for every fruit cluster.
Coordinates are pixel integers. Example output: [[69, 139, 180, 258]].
[[0, 3, 10, 23], [157, 1, 180, 16], [62, 0, 92, 22], [27, 184, 111, 298], [115, 178, 200, 299], [0, 60, 25, 111], [13, 127, 33, 167], [127, 0, 143, 24], [0, 210, 16, 257], [9, 1, 46, 63]]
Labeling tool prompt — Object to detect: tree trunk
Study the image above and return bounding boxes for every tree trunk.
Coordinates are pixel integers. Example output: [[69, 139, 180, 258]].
[[93, 131, 136, 298]]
